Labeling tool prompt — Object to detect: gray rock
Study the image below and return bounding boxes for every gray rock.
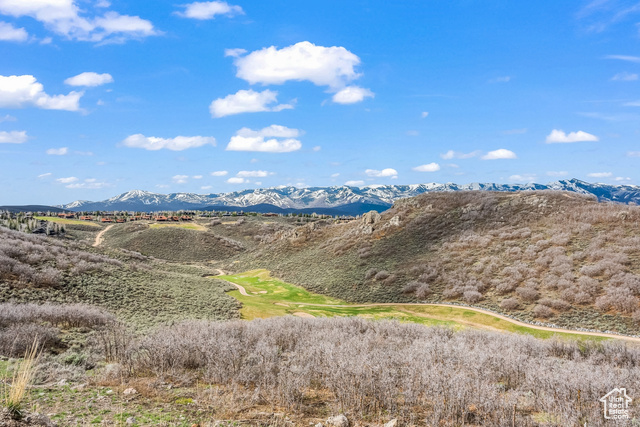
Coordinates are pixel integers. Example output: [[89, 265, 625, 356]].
[[325, 414, 349, 427], [126, 416, 136, 424], [123, 387, 137, 395], [362, 210, 381, 225]]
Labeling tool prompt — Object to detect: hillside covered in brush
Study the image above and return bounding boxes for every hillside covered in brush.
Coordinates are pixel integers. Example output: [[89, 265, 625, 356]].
[[231, 191, 640, 334]]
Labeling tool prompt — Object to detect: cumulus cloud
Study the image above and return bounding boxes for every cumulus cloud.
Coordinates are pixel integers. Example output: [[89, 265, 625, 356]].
[[345, 180, 364, 186], [365, 168, 398, 178], [227, 177, 246, 184], [0, 130, 27, 144], [172, 174, 189, 184], [0, 21, 28, 41], [37, 172, 51, 178], [312, 146, 321, 151], [224, 48, 247, 57], [0, 75, 83, 111], [210, 89, 293, 118], [236, 170, 271, 178], [122, 134, 216, 151], [421, 111, 429, 118], [226, 125, 302, 153], [176, 1, 243, 19], [545, 129, 599, 143], [587, 172, 612, 178], [440, 150, 480, 159], [233, 41, 362, 89], [210, 170, 228, 176], [332, 86, 374, 104], [331, 173, 340, 178], [413, 163, 440, 172], [611, 72, 638, 81], [46, 147, 68, 155], [64, 72, 113, 87], [192, 175, 203, 179], [0, 0, 158, 43], [615, 177, 631, 182], [481, 149, 517, 160], [56, 176, 78, 184]]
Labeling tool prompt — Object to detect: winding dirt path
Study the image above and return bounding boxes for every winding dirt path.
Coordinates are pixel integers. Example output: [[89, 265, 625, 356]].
[[208, 270, 254, 297], [92, 224, 114, 247]]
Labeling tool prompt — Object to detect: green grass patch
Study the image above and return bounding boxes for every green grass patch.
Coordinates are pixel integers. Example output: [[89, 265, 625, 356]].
[[34, 216, 101, 227], [220, 270, 610, 342]]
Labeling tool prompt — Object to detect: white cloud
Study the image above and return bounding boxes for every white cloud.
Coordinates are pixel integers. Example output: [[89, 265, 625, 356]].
[[0, 1, 158, 43], [176, 1, 243, 20], [201, 185, 212, 190], [0, 130, 27, 144], [345, 180, 364, 186], [227, 125, 302, 153], [627, 151, 640, 157], [122, 134, 216, 151], [46, 147, 68, 155], [56, 176, 78, 184], [210, 170, 228, 176], [547, 171, 569, 177], [236, 170, 271, 178], [605, 55, 640, 63], [587, 172, 612, 178], [254, 181, 263, 186], [172, 174, 189, 184], [227, 177, 246, 184], [440, 150, 480, 159], [545, 129, 599, 143], [624, 101, 640, 107], [192, 175, 203, 179], [37, 172, 51, 178], [96, 1, 111, 8], [0, 75, 83, 111], [365, 168, 398, 178], [312, 145, 321, 151], [421, 111, 429, 118], [611, 72, 638, 81], [64, 72, 113, 87], [509, 174, 537, 182], [66, 179, 110, 189], [0, 21, 28, 41], [210, 89, 293, 118], [0, 114, 16, 122], [233, 41, 362, 89], [481, 149, 517, 160], [615, 176, 631, 182], [331, 173, 340, 178], [332, 85, 374, 104], [413, 163, 440, 172], [224, 48, 247, 57]]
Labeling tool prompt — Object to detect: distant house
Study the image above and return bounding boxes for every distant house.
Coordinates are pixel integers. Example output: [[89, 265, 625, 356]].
[[181, 215, 193, 221], [263, 213, 279, 217], [141, 215, 152, 220], [80, 216, 93, 221], [101, 218, 113, 223], [155, 215, 168, 221], [170, 216, 180, 222], [116, 218, 126, 223]]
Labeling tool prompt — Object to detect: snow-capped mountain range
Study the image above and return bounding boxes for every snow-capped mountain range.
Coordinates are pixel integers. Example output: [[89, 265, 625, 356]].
[[59, 179, 640, 214]]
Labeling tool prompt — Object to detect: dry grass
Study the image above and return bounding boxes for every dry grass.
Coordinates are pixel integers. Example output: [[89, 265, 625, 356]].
[[3, 337, 41, 420]]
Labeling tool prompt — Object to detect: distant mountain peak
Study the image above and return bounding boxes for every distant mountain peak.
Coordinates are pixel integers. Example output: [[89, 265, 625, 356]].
[[58, 180, 640, 215]]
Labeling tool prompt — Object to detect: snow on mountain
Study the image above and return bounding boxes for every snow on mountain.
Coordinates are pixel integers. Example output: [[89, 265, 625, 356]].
[[58, 179, 640, 213]]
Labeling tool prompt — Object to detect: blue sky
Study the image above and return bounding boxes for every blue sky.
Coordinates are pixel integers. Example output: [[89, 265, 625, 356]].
[[0, 0, 639, 205]]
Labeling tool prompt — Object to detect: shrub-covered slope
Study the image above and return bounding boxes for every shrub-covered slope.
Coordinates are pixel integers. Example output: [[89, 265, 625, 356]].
[[232, 191, 640, 333]]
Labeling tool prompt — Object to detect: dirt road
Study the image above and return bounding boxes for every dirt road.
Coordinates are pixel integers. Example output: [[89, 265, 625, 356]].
[[92, 224, 114, 247]]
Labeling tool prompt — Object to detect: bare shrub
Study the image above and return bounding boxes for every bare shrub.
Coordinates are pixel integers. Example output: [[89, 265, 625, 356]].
[[415, 283, 431, 299], [500, 298, 519, 310], [364, 268, 378, 280], [532, 304, 553, 318], [374, 270, 390, 281], [462, 290, 482, 303], [0, 323, 59, 357], [515, 287, 539, 302]]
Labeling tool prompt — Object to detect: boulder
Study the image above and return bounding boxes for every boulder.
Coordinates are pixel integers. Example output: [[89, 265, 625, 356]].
[[362, 210, 381, 225], [325, 414, 350, 427]]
